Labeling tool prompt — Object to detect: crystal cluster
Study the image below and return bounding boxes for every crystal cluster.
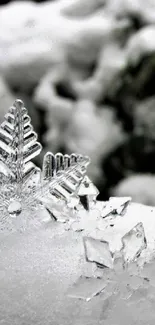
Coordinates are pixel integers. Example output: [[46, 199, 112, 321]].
[[0, 99, 90, 230], [67, 198, 149, 302], [0, 99, 150, 307]]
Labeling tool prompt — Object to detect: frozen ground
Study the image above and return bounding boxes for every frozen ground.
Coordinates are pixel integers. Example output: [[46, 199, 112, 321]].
[[1, 202, 155, 324]]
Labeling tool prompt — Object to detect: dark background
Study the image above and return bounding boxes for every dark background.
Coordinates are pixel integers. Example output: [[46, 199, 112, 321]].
[[1, 0, 155, 205]]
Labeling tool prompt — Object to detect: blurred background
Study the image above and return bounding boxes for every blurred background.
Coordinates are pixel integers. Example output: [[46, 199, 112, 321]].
[[1, 0, 155, 205]]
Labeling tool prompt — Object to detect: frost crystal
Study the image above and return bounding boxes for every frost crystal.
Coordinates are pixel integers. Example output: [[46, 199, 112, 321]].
[[83, 236, 114, 269], [101, 196, 131, 218], [78, 175, 99, 210], [121, 222, 147, 265], [0, 99, 90, 229]]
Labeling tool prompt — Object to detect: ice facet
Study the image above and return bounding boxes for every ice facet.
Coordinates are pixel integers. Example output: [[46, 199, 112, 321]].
[[101, 196, 131, 218], [121, 222, 147, 264], [67, 276, 106, 301], [42, 152, 83, 181], [110, 197, 132, 215], [67, 195, 79, 209], [42, 151, 56, 179], [48, 207, 69, 223], [83, 236, 114, 269], [78, 176, 99, 210], [78, 176, 99, 197], [38, 197, 72, 223]]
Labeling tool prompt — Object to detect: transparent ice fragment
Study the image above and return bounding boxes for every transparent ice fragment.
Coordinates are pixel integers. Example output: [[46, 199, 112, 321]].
[[110, 196, 131, 215], [121, 222, 147, 264], [101, 203, 114, 218], [41, 198, 69, 223], [67, 195, 79, 209], [78, 176, 99, 210], [78, 176, 99, 197], [101, 196, 131, 218], [49, 208, 69, 223], [83, 236, 113, 269], [67, 276, 106, 301]]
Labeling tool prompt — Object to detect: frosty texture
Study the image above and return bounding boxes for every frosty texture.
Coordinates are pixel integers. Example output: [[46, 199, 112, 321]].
[[1, 202, 155, 325]]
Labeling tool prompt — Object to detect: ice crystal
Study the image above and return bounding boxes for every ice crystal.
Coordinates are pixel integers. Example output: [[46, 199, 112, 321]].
[[121, 222, 147, 265], [0, 99, 90, 230], [67, 276, 106, 301], [78, 175, 99, 210], [83, 236, 114, 269], [101, 196, 131, 218]]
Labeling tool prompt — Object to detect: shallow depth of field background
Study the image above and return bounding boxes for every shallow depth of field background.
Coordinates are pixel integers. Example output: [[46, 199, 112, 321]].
[[1, 0, 155, 205]]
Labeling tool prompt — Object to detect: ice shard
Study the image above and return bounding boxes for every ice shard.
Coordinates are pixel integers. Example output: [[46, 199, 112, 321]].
[[78, 176, 99, 210], [101, 196, 131, 218], [110, 197, 131, 215], [121, 222, 147, 264], [83, 236, 113, 269], [67, 276, 106, 301]]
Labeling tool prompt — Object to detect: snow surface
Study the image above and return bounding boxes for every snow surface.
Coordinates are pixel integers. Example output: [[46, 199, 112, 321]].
[[1, 202, 155, 324]]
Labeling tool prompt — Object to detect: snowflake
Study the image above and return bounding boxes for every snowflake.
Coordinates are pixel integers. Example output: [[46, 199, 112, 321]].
[[0, 99, 90, 232]]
